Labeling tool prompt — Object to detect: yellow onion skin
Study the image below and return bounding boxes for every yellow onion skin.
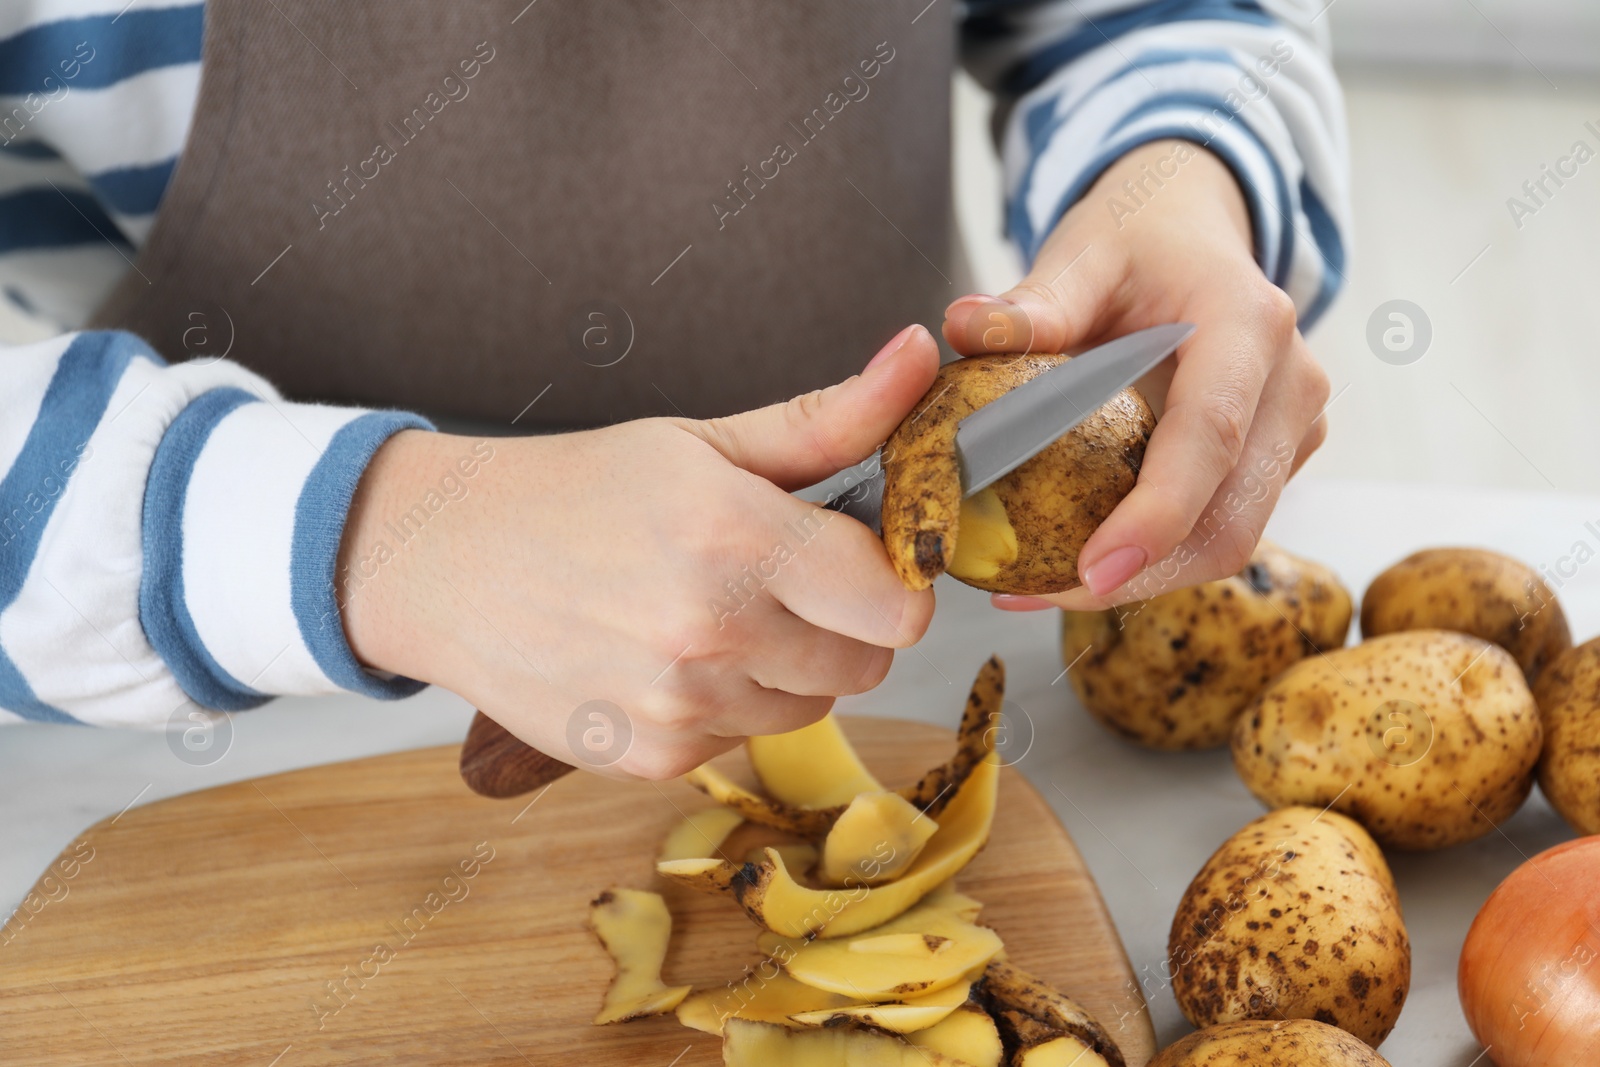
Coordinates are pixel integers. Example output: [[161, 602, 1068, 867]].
[[1459, 836, 1600, 1066]]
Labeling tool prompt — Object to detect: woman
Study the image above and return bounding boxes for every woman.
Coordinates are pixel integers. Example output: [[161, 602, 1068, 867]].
[[0, 0, 1344, 778]]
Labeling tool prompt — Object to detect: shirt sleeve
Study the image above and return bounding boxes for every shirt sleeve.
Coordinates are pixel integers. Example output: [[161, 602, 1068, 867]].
[[0, 330, 432, 728], [960, 0, 1351, 328]]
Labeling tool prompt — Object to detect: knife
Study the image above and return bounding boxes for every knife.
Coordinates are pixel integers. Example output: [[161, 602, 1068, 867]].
[[458, 322, 1195, 798]]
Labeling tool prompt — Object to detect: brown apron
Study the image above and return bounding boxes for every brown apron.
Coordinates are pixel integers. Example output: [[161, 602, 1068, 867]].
[[91, 0, 958, 428]]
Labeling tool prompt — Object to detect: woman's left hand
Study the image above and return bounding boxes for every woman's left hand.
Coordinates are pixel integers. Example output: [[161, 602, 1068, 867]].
[[942, 138, 1331, 611]]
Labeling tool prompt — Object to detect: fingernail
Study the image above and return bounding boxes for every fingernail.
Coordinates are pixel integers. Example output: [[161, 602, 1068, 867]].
[[944, 293, 1000, 317], [865, 324, 922, 372], [1083, 546, 1147, 597], [991, 594, 1055, 612]]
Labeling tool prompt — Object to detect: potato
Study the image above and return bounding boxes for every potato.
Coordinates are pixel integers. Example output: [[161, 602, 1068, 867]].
[[1062, 541, 1352, 750], [1149, 1019, 1394, 1066], [976, 960, 1126, 1067], [1360, 547, 1570, 684], [881, 353, 1154, 594], [1167, 807, 1408, 1047], [1533, 637, 1600, 835], [1231, 630, 1542, 850]]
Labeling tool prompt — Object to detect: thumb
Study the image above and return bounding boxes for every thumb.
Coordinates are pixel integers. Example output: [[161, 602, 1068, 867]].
[[942, 239, 1123, 356], [688, 324, 939, 490]]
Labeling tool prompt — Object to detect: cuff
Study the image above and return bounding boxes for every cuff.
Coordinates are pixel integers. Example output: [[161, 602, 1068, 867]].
[[1010, 95, 1291, 282], [141, 391, 434, 706]]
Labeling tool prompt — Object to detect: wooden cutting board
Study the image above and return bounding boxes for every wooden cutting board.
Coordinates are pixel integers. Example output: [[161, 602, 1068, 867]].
[[0, 718, 1155, 1066]]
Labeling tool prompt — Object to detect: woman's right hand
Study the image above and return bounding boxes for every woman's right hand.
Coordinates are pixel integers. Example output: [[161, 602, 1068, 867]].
[[337, 325, 940, 779]]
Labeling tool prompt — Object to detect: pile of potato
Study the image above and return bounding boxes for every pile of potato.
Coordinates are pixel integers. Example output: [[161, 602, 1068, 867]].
[[1055, 541, 1596, 1064], [588, 658, 1129, 1067], [860, 350, 1595, 1063]]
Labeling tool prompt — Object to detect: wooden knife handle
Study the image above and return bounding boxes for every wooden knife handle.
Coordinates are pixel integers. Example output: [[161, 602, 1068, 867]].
[[458, 711, 575, 798]]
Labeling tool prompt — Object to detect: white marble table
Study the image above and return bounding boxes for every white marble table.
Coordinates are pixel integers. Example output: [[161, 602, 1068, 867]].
[[4, 477, 1594, 1066]]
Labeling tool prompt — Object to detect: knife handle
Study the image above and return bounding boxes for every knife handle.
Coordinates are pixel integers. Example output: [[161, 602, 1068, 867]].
[[458, 710, 575, 798]]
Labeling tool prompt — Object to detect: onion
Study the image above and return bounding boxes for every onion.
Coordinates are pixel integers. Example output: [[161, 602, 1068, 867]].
[[1458, 836, 1600, 1066]]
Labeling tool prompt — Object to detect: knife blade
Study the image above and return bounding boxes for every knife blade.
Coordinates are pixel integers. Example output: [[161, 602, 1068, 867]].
[[825, 322, 1195, 532]]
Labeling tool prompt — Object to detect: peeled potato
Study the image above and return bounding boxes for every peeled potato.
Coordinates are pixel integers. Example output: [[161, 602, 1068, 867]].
[[881, 354, 1154, 594]]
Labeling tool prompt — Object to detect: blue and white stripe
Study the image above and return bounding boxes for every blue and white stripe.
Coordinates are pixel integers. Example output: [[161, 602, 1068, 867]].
[[0, 0, 203, 329], [962, 0, 1350, 328], [0, 331, 430, 726]]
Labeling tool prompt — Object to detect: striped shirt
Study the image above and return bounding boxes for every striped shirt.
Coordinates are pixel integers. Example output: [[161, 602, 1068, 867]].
[[0, 0, 1349, 727]]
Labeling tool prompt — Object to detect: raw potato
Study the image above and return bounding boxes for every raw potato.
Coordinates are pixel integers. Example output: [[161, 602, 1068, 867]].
[[1533, 637, 1600, 834], [1062, 541, 1352, 750], [881, 354, 1154, 594], [684, 656, 1003, 838], [659, 754, 1001, 937], [977, 960, 1125, 1067], [1148, 1019, 1394, 1066], [748, 713, 882, 807], [722, 1018, 974, 1066], [588, 889, 690, 1024], [1167, 807, 1409, 1047], [1231, 630, 1543, 850], [657, 806, 744, 862], [910, 1003, 1004, 1067], [1360, 547, 1571, 684], [819, 791, 938, 885]]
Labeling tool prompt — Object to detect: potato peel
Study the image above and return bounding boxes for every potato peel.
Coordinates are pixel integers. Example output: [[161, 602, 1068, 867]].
[[662, 753, 1001, 938], [748, 713, 883, 807], [911, 1003, 1005, 1067], [722, 1017, 977, 1066], [758, 893, 1003, 1000], [787, 979, 973, 1032], [589, 888, 690, 1024], [682, 656, 1004, 839], [657, 806, 745, 863], [819, 790, 938, 886], [977, 960, 1125, 1067], [675, 972, 855, 1035]]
